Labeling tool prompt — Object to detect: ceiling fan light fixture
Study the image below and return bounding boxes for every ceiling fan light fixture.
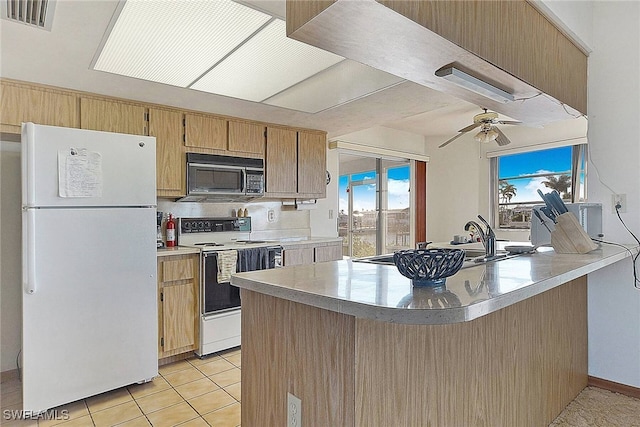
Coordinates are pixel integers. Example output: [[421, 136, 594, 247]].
[[435, 67, 515, 103], [474, 128, 499, 143]]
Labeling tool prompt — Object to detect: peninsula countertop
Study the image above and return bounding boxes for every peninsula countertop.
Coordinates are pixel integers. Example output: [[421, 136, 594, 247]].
[[231, 243, 635, 325]]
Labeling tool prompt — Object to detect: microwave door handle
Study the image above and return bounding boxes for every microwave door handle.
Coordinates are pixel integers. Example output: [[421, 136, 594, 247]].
[[241, 169, 247, 194]]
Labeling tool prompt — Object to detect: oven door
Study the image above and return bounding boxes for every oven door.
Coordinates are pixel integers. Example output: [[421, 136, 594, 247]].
[[201, 251, 241, 314]]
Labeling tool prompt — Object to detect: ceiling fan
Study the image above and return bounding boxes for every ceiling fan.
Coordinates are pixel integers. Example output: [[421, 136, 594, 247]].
[[438, 108, 521, 148]]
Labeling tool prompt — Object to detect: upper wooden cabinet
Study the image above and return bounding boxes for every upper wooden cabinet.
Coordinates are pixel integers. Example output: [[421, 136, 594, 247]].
[[228, 120, 265, 155], [80, 97, 146, 135], [1, 80, 78, 133], [149, 108, 184, 197], [265, 127, 298, 194], [286, 0, 587, 122], [298, 131, 326, 197], [184, 113, 227, 151], [265, 127, 327, 198]]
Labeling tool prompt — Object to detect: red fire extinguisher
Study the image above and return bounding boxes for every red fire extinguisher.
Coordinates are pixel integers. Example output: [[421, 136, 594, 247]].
[[166, 213, 176, 247]]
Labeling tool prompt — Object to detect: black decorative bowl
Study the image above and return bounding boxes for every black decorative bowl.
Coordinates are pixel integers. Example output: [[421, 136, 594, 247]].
[[393, 249, 465, 287]]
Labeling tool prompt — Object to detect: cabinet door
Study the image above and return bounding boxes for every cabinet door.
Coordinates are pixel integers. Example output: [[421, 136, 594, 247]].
[[162, 282, 197, 352], [184, 113, 227, 150], [298, 131, 326, 196], [283, 247, 315, 266], [228, 120, 265, 155], [265, 127, 297, 194], [1, 82, 78, 133], [149, 108, 184, 196], [314, 243, 343, 263], [80, 97, 146, 135]]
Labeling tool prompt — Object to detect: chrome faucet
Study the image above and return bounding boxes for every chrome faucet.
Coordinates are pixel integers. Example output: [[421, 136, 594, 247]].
[[464, 215, 496, 258]]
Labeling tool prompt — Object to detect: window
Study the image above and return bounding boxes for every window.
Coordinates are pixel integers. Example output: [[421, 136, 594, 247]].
[[492, 145, 586, 229]]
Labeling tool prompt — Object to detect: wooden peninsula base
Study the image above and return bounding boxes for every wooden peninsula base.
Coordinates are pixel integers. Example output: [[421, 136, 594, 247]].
[[240, 277, 587, 426]]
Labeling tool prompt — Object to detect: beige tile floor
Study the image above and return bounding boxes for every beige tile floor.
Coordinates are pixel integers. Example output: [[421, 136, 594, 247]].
[[0, 348, 241, 427]]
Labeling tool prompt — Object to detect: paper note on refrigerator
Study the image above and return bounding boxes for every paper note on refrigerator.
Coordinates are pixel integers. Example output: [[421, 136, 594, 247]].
[[58, 148, 103, 197]]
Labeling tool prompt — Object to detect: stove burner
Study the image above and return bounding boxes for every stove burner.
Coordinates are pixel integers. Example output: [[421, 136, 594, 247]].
[[194, 242, 224, 247]]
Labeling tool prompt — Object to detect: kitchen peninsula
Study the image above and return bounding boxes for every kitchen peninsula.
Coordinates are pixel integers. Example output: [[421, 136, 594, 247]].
[[231, 244, 634, 426]]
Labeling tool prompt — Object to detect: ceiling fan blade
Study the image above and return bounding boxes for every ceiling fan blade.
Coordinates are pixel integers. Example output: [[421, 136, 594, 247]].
[[497, 120, 522, 125], [494, 127, 511, 146], [458, 122, 482, 133], [438, 132, 467, 148]]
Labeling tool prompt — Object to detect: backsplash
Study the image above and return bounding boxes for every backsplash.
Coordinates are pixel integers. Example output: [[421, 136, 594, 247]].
[[156, 199, 311, 241]]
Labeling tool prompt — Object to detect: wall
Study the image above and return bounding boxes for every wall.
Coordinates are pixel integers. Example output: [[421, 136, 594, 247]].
[[540, 0, 640, 388], [0, 141, 22, 373], [584, 1, 640, 387], [156, 200, 312, 242], [423, 117, 587, 244], [310, 145, 339, 238]]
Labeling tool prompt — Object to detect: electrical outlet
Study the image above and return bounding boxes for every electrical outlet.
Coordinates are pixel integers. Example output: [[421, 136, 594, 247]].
[[612, 194, 627, 213], [287, 392, 301, 427], [267, 209, 276, 223], [328, 209, 334, 219]]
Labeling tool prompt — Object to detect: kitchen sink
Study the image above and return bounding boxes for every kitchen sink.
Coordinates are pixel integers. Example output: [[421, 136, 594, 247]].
[[353, 249, 521, 269]]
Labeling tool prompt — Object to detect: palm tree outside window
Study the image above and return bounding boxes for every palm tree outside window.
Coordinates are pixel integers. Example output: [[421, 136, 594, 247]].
[[492, 145, 587, 229]]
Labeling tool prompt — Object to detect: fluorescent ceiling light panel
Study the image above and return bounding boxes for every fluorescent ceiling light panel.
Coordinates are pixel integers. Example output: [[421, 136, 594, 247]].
[[435, 67, 515, 103], [264, 60, 405, 113], [191, 19, 343, 102], [93, 0, 271, 87]]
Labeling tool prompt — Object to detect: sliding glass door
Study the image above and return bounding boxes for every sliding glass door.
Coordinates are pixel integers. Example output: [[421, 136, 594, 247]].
[[338, 153, 411, 257]]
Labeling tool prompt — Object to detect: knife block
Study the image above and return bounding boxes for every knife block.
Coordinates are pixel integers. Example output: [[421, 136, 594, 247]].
[[550, 212, 598, 254]]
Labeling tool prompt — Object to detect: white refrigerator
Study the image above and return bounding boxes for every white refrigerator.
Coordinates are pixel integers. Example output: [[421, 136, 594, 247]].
[[21, 123, 158, 413]]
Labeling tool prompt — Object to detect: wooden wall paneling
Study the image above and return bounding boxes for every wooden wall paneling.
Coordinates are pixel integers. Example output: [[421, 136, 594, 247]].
[[241, 290, 290, 426], [149, 108, 185, 196], [184, 113, 227, 150], [378, 0, 587, 114], [228, 120, 265, 155], [287, 0, 586, 123], [286, 0, 336, 35], [354, 277, 587, 426], [297, 130, 327, 196], [80, 97, 146, 135], [1, 81, 79, 133], [265, 127, 297, 194], [240, 290, 355, 427]]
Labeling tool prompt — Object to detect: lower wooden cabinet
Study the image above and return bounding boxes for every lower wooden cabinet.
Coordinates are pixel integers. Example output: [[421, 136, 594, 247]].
[[282, 242, 342, 266], [314, 243, 343, 263], [157, 254, 199, 359]]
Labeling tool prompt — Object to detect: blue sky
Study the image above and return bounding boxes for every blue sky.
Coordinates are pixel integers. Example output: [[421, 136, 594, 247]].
[[339, 166, 410, 212], [499, 146, 577, 203]]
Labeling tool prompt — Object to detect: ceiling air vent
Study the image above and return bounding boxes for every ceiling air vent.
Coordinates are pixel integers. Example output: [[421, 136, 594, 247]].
[[2, 0, 56, 30]]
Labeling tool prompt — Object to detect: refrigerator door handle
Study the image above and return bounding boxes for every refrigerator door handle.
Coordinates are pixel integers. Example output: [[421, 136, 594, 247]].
[[24, 209, 37, 294]]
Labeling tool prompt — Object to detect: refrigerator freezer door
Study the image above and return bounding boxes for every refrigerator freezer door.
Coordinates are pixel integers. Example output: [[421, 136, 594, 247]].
[[22, 207, 157, 413], [22, 123, 156, 208]]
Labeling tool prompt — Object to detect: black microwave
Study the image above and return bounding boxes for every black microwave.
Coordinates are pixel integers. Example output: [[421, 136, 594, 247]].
[[180, 153, 264, 202]]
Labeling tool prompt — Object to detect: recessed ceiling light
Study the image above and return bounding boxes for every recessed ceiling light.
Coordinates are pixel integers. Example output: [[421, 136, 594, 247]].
[[93, 0, 271, 87], [263, 60, 404, 113], [190, 19, 343, 102]]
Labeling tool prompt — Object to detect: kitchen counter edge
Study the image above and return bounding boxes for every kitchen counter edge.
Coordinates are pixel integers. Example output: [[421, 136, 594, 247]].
[[231, 244, 637, 325]]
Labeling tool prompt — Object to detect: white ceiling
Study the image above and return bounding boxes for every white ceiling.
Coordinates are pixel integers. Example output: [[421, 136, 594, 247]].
[[0, 0, 586, 142]]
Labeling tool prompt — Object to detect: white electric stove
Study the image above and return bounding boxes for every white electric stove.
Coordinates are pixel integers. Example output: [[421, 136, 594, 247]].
[[177, 217, 282, 356]]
